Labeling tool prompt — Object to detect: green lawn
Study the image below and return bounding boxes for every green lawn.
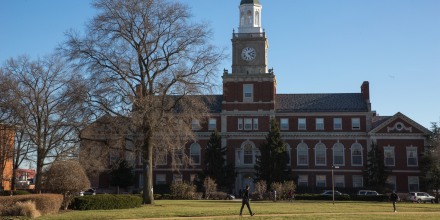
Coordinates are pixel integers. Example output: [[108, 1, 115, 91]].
[[37, 200, 440, 220]]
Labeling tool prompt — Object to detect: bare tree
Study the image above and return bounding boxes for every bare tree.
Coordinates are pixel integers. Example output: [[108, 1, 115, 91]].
[[63, 0, 224, 204], [1, 55, 90, 193], [0, 125, 14, 191]]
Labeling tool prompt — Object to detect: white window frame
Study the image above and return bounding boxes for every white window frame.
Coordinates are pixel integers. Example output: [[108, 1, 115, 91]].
[[315, 143, 327, 166], [190, 143, 201, 165], [384, 146, 395, 166], [351, 143, 363, 166], [173, 174, 183, 183], [352, 118, 360, 130], [156, 174, 167, 185], [280, 118, 289, 130], [406, 146, 418, 167], [298, 175, 308, 187], [334, 175, 345, 188], [297, 143, 309, 166], [298, 118, 306, 130], [238, 118, 243, 130], [243, 143, 254, 165], [408, 176, 420, 192], [333, 118, 342, 130], [352, 175, 363, 188], [316, 175, 326, 188], [253, 118, 259, 130], [316, 118, 324, 130], [244, 118, 253, 130], [333, 143, 345, 166], [243, 84, 253, 102], [208, 118, 216, 131], [191, 119, 200, 130]]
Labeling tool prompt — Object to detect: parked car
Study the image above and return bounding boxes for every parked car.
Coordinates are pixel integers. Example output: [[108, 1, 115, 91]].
[[357, 190, 380, 196], [407, 192, 435, 203], [80, 188, 96, 196], [321, 190, 348, 196]]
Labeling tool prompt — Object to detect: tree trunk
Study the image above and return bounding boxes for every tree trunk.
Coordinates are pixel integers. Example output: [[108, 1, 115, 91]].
[[142, 128, 154, 204]]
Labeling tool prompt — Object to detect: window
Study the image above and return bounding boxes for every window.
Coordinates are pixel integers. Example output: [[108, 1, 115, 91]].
[[298, 175, 308, 187], [155, 149, 167, 166], [315, 143, 326, 166], [333, 143, 344, 166], [351, 143, 363, 166], [407, 146, 418, 166], [333, 118, 342, 130], [316, 118, 324, 130], [243, 84, 253, 102], [191, 119, 200, 130], [352, 175, 363, 188], [298, 118, 306, 130], [208, 118, 216, 131], [190, 143, 201, 165], [173, 147, 184, 165], [352, 118, 360, 130], [253, 118, 259, 130], [408, 176, 419, 192], [334, 175, 345, 188], [386, 176, 396, 191], [238, 118, 243, 130], [156, 174, 166, 185], [243, 143, 254, 165], [244, 118, 253, 130], [384, 146, 395, 166], [280, 118, 289, 130], [173, 174, 182, 183], [297, 143, 309, 166], [316, 175, 326, 188]]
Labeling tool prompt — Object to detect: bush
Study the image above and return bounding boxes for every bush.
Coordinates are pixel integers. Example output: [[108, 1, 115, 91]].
[[70, 194, 142, 210], [1, 190, 31, 196], [203, 177, 217, 199], [170, 182, 196, 199], [209, 192, 229, 200], [254, 180, 267, 200], [1, 201, 41, 218], [0, 194, 63, 215]]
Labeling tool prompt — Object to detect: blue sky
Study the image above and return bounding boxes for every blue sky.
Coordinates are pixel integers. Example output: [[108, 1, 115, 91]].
[[1, 0, 439, 129]]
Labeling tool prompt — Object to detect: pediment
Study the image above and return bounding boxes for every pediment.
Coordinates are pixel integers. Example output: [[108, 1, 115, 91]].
[[369, 112, 430, 135]]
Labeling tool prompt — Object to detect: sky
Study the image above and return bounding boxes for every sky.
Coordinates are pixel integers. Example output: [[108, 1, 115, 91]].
[[0, 0, 439, 129]]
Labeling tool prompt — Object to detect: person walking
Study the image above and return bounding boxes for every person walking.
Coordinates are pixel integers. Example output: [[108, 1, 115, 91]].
[[288, 190, 294, 203], [390, 191, 399, 212], [239, 185, 255, 217]]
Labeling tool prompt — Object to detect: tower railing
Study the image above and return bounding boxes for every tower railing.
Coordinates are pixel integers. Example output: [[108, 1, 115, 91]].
[[232, 32, 266, 39]]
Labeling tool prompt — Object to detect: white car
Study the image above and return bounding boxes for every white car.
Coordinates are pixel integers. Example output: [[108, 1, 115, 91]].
[[408, 192, 435, 203], [357, 190, 380, 196]]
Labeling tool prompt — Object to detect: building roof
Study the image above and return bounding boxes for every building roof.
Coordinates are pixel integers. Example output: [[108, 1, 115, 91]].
[[240, 0, 260, 5], [275, 93, 369, 113]]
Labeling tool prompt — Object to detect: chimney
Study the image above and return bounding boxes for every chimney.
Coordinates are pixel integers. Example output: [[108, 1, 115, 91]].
[[361, 81, 370, 101]]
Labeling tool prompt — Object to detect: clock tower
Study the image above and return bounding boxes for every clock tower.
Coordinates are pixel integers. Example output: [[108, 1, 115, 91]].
[[222, 0, 276, 111]]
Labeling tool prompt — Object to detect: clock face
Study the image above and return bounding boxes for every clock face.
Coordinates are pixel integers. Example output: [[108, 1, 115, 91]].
[[241, 47, 256, 61]]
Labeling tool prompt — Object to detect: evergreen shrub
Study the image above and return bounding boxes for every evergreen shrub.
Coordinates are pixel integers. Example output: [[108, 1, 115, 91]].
[[70, 194, 142, 210]]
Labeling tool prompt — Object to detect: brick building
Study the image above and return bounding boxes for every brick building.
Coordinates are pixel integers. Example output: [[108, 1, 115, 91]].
[[83, 0, 430, 194], [0, 124, 14, 191]]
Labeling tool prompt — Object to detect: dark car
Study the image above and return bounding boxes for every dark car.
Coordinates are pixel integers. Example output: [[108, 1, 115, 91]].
[[321, 190, 348, 196], [80, 188, 96, 196]]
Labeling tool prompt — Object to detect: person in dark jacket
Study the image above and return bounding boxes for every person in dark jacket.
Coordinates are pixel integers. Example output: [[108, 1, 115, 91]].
[[390, 191, 399, 212], [240, 185, 255, 217]]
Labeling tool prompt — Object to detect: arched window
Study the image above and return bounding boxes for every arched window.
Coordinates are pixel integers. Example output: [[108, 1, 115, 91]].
[[190, 143, 201, 165], [246, 10, 252, 25], [315, 143, 326, 166], [351, 143, 363, 166], [255, 11, 260, 26], [297, 143, 308, 166], [333, 143, 344, 166]]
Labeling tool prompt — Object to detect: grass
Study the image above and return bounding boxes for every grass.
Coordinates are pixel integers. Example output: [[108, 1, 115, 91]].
[[36, 200, 440, 220]]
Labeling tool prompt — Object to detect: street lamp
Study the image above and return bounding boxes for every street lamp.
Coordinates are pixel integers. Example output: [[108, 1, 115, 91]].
[[332, 165, 339, 205]]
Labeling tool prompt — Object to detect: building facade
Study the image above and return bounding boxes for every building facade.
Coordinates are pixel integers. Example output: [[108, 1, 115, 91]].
[[0, 124, 14, 191], [83, 0, 430, 194]]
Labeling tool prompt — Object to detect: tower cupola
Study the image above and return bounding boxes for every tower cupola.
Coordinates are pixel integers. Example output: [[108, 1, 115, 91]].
[[238, 0, 262, 33]]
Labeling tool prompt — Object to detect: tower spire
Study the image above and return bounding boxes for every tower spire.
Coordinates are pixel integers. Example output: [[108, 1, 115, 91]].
[[238, 0, 262, 33]]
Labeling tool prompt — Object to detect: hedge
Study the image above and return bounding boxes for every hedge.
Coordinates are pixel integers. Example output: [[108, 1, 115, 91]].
[[70, 194, 142, 210], [0, 194, 63, 215]]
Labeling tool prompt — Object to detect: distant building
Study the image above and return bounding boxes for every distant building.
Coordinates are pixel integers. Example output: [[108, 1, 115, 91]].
[[0, 124, 14, 191], [81, 0, 430, 194], [15, 169, 36, 190]]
